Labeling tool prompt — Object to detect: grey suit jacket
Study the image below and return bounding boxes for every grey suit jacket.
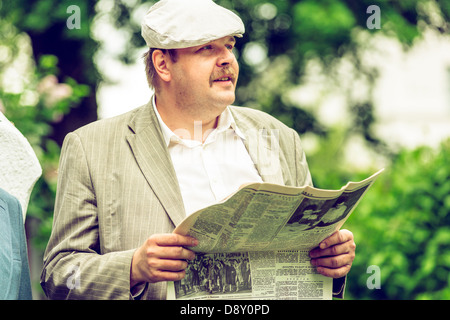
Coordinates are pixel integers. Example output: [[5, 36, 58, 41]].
[[40, 101, 315, 300]]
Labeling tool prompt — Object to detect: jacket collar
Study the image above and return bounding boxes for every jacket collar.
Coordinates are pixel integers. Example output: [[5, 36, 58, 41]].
[[126, 100, 186, 227]]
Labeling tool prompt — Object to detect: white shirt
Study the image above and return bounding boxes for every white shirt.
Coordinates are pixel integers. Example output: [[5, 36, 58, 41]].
[[152, 98, 263, 216]]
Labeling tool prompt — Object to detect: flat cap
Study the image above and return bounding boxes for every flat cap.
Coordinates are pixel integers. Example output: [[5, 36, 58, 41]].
[[141, 0, 245, 49]]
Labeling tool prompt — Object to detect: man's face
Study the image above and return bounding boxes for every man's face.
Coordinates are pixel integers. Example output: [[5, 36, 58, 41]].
[[169, 36, 239, 120]]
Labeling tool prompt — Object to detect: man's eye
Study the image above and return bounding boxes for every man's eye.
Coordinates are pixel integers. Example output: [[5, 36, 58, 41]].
[[201, 45, 213, 50]]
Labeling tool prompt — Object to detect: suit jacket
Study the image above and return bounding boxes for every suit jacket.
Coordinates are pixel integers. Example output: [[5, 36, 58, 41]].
[[40, 101, 324, 300], [0, 188, 33, 300]]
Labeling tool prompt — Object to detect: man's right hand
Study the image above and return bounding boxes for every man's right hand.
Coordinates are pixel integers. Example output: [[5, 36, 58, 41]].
[[130, 234, 198, 288]]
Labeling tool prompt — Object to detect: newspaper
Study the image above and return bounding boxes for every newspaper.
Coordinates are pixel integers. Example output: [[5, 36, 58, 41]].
[[167, 169, 384, 300]]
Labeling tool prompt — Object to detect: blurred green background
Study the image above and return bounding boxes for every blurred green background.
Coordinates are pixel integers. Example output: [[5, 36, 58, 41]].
[[1, 0, 449, 300]]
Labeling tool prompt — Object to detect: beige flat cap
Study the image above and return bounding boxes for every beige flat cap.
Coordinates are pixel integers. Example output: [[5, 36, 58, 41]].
[[141, 0, 245, 49]]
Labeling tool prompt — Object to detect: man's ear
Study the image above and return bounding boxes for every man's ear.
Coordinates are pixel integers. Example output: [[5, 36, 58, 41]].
[[152, 50, 172, 83]]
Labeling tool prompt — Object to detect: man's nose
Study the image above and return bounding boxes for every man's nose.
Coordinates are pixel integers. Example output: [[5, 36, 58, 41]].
[[216, 48, 235, 67]]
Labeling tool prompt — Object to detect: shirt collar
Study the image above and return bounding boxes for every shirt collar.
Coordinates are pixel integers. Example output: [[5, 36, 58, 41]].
[[152, 96, 176, 147], [152, 96, 246, 147]]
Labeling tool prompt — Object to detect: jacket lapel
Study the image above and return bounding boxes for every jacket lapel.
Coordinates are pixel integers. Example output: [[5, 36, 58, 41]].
[[231, 108, 284, 185], [125, 101, 186, 227]]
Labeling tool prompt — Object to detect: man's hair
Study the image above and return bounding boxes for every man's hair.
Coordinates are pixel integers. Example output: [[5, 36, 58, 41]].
[[143, 48, 178, 90]]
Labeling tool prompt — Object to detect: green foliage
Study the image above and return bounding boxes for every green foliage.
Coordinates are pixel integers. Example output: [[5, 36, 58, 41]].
[[341, 140, 450, 300], [292, 0, 356, 57], [2, 0, 95, 34], [0, 22, 89, 251], [308, 129, 450, 300]]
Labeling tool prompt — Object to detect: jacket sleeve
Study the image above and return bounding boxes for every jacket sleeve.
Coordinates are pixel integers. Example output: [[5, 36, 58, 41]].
[[40, 132, 135, 300]]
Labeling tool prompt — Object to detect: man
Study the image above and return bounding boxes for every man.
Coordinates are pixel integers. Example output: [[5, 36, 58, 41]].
[[41, 0, 355, 300]]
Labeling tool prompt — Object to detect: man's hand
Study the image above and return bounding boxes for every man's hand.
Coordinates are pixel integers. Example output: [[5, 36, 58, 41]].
[[309, 229, 356, 278], [130, 234, 198, 288]]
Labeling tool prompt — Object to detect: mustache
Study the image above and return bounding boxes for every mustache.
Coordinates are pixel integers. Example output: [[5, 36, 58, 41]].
[[210, 67, 238, 82]]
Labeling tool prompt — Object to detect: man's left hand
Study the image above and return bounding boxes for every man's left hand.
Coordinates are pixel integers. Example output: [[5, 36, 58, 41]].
[[309, 229, 356, 278]]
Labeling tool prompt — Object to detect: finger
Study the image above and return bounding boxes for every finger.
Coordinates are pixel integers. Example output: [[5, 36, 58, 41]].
[[316, 264, 352, 279], [151, 233, 199, 247], [148, 257, 189, 272], [310, 239, 356, 258], [319, 229, 353, 249], [149, 269, 187, 283], [146, 242, 196, 261], [311, 252, 354, 269]]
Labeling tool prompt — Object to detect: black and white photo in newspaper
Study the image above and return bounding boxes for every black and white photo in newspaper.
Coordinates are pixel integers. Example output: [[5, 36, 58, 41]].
[[167, 250, 332, 300]]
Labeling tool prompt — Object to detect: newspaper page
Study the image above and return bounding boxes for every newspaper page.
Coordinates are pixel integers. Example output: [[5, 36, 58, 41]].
[[167, 250, 332, 300], [167, 169, 384, 300]]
